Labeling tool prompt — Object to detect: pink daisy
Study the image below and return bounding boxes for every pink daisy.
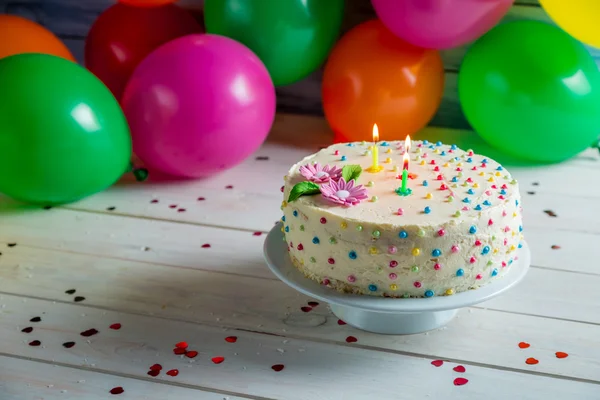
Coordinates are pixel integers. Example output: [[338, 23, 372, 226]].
[[320, 178, 368, 206], [299, 163, 342, 184]]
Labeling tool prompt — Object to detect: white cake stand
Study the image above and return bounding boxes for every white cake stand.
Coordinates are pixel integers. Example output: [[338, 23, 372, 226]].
[[263, 223, 530, 335]]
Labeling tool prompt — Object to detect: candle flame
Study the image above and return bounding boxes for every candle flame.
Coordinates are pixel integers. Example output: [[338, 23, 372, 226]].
[[405, 135, 411, 152], [403, 151, 409, 170], [372, 124, 379, 142]]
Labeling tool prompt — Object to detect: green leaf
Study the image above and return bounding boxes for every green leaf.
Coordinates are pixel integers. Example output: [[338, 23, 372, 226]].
[[342, 165, 362, 182], [288, 181, 321, 202]]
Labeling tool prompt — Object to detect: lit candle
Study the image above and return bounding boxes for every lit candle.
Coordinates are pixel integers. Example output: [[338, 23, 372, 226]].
[[396, 135, 412, 196], [366, 124, 384, 173]]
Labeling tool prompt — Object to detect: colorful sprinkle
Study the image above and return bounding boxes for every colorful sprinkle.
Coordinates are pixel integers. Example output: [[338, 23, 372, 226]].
[[424, 206, 431, 214], [388, 246, 397, 254], [356, 225, 363, 231], [437, 229, 445, 236], [397, 208, 404, 216], [328, 258, 335, 264], [432, 249, 442, 257], [417, 229, 425, 237], [423, 180, 429, 187], [389, 284, 398, 291], [297, 243, 304, 251], [482, 246, 490, 255], [368, 284, 378, 292], [412, 248, 420, 256], [414, 281, 422, 288], [434, 263, 442, 270], [424, 290, 434, 297], [462, 197, 471, 203], [348, 251, 357, 259], [491, 268, 498, 276], [312, 237, 320, 244], [340, 221, 347, 229], [451, 245, 459, 253], [476, 274, 482, 280], [368, 246, 379, 255], [372, 230, 381, 238], [456, 269, 464, 277], [469, 226, 477, 234], [389, 260, 398, 268], [340, 156, 347, 161], [366, 181, 374, 187], [399, 230, 408, 239], [320, 217, 327, 224], [309, 257, 316, 263], [329, 237, 337, 244], [469, 256, 476, 264], [445, 288, 454, 295], [370, 195, 378, 202], [411, 265, 419, 272]]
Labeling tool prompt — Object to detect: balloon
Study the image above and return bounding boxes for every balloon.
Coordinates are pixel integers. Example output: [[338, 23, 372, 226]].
[[121, 34, 276, 178], [371, 0, 513, 49], [0, 54, 132, 205], [85, 3, 202, 100], [459, 21, 600, 163], [0, 14, 75, 61], [322, 19, 444, 142], [204, 0, 344, 86], [540, 0, 600, 49], [119, 0, 177, 6]]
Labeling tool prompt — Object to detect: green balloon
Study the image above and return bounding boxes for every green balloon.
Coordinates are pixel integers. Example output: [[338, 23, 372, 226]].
[[0, 54, 132, 205], [459, 20, 600, 163], [204, 0, 344, 86]]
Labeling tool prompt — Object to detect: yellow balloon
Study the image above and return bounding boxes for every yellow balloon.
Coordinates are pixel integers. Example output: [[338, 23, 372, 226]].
[[540, 0, 600, 48]]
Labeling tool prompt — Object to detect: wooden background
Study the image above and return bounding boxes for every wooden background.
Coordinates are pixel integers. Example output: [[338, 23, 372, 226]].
[[2, 0, 599, 131]]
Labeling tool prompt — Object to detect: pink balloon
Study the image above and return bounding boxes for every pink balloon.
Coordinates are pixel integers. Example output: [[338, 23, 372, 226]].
[[122, 34, 276, 178], [371, 0, 514, 49]]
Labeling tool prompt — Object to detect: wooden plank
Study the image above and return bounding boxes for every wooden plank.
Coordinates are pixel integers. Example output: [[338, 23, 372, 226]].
[[1, 293, 599, 399], [0, 356, 251, 400], [0, 206, 598, 275], [1, 245, 600, 382]]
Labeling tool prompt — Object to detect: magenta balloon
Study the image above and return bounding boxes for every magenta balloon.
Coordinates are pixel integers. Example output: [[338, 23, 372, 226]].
[[122, 34, 276, 178], [371, 0, 514, 49]]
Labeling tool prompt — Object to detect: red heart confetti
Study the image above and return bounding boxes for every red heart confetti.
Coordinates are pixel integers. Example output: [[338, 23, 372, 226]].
[[29, 340, 41, 346], [211, 356, 225, 364], [201, 244, 211, 248], [74, 296, 86, 302], [271, 364, 285, 372], [453, 378, 469, 386], [110, 387, 124, 395], [175, 341, 188, 349], [518, 342, 530, 349], [150, 199, 159, 204], [345, 336, 358, 343], [80, 329, 99, 337], [30, 317, 41, 323], [147, 370, 160, 377], [185, 351, 198, 358], [65, 289, 76, 295], [300, 306, 312, 313], [166, 369, 179, 377], [431, 360, 444, 367], [225, 336, 238, 343], [149, 364, 162, 371], [63, 342, 75, 348], [169, 204, 177, 209], [21, 327, 33, 333], [555, 352, 569, 359], [225, 185, 234, 189], [109, 323, 121, 330], [177, 208, 186, 213], [453, 365, 466, 373], [526, 357, 539, 365], [197, 197, 205, 201], [7, 243, 17, 247], [551, 245, 561, 250], [256, 156, 269, 161], [307, 301, 319, 307], [337, 319, 346, 325], [173, 348, 186, 355], [253, 232, 263, 236]]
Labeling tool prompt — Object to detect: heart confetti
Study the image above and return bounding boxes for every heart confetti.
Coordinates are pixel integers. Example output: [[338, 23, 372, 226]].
[[185, 351, 199, 359], [253, 232, 263, 236], [525, 357, 539, 365], [211, 356, 225, 364], [65, 289, 76, 295], [337, 319, 346, 325], [80, 329, 99, 337], [431, 360, 444, 367], [166, 369, 179, 377], [518, 342, 530, 349], [453, 365, 466, 373], [62, 342, 75, 348], [175, 341, 188, 349], [300, 306, 312, 313], [173, 348, 186, 355], [345, 336, 358, 343], [555, 352, 569, 359], [149, 364, 162, 371], [225, 336, 238, 343], [307, 301, 319, 307], [110, 387, 124, 395], [30, 317, 41, 323], [453, 378, 469, 386], [74, 296, 86, 302], [28, 340, 41, 346], [109, 323, 122, 330], [271, 364, 285, 372], [201, 244, 211, 248], [21, 327, 33, 333], [147, 370, 160, 377]]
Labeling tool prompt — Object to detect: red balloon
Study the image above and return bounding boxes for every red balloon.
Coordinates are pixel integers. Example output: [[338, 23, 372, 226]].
[[85, 4, 203, 100]]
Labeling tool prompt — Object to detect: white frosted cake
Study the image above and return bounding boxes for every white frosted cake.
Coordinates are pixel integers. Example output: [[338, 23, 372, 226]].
[[280, 140, 523, 298]]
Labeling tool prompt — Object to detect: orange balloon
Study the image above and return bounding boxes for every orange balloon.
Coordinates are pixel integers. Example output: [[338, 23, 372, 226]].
[[0, 15, 75, 61], [118, 0, 177, 6], [322, 19, 444, 142]]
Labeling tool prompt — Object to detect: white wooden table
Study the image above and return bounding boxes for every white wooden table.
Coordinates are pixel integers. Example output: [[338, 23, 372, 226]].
[[1, 114, 599, 400]]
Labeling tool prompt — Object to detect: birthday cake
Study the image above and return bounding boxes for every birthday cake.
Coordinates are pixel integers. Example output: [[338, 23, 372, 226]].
[[280, 139, 523, 298]]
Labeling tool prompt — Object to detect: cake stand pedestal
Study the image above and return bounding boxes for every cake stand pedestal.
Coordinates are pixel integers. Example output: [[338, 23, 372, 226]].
[[264, 223, 530, 335]]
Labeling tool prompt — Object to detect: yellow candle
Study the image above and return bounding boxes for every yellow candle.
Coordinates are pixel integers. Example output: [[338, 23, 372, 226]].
[[366, 123, 383, 173]]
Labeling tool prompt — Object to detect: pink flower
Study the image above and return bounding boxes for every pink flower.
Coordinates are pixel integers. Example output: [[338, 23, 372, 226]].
[[299, 163, 342, 184], [320, 178, 368, 206]]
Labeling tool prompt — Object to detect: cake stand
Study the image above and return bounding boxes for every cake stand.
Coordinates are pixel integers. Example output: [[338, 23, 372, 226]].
[[263, 223, 531, 335]]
